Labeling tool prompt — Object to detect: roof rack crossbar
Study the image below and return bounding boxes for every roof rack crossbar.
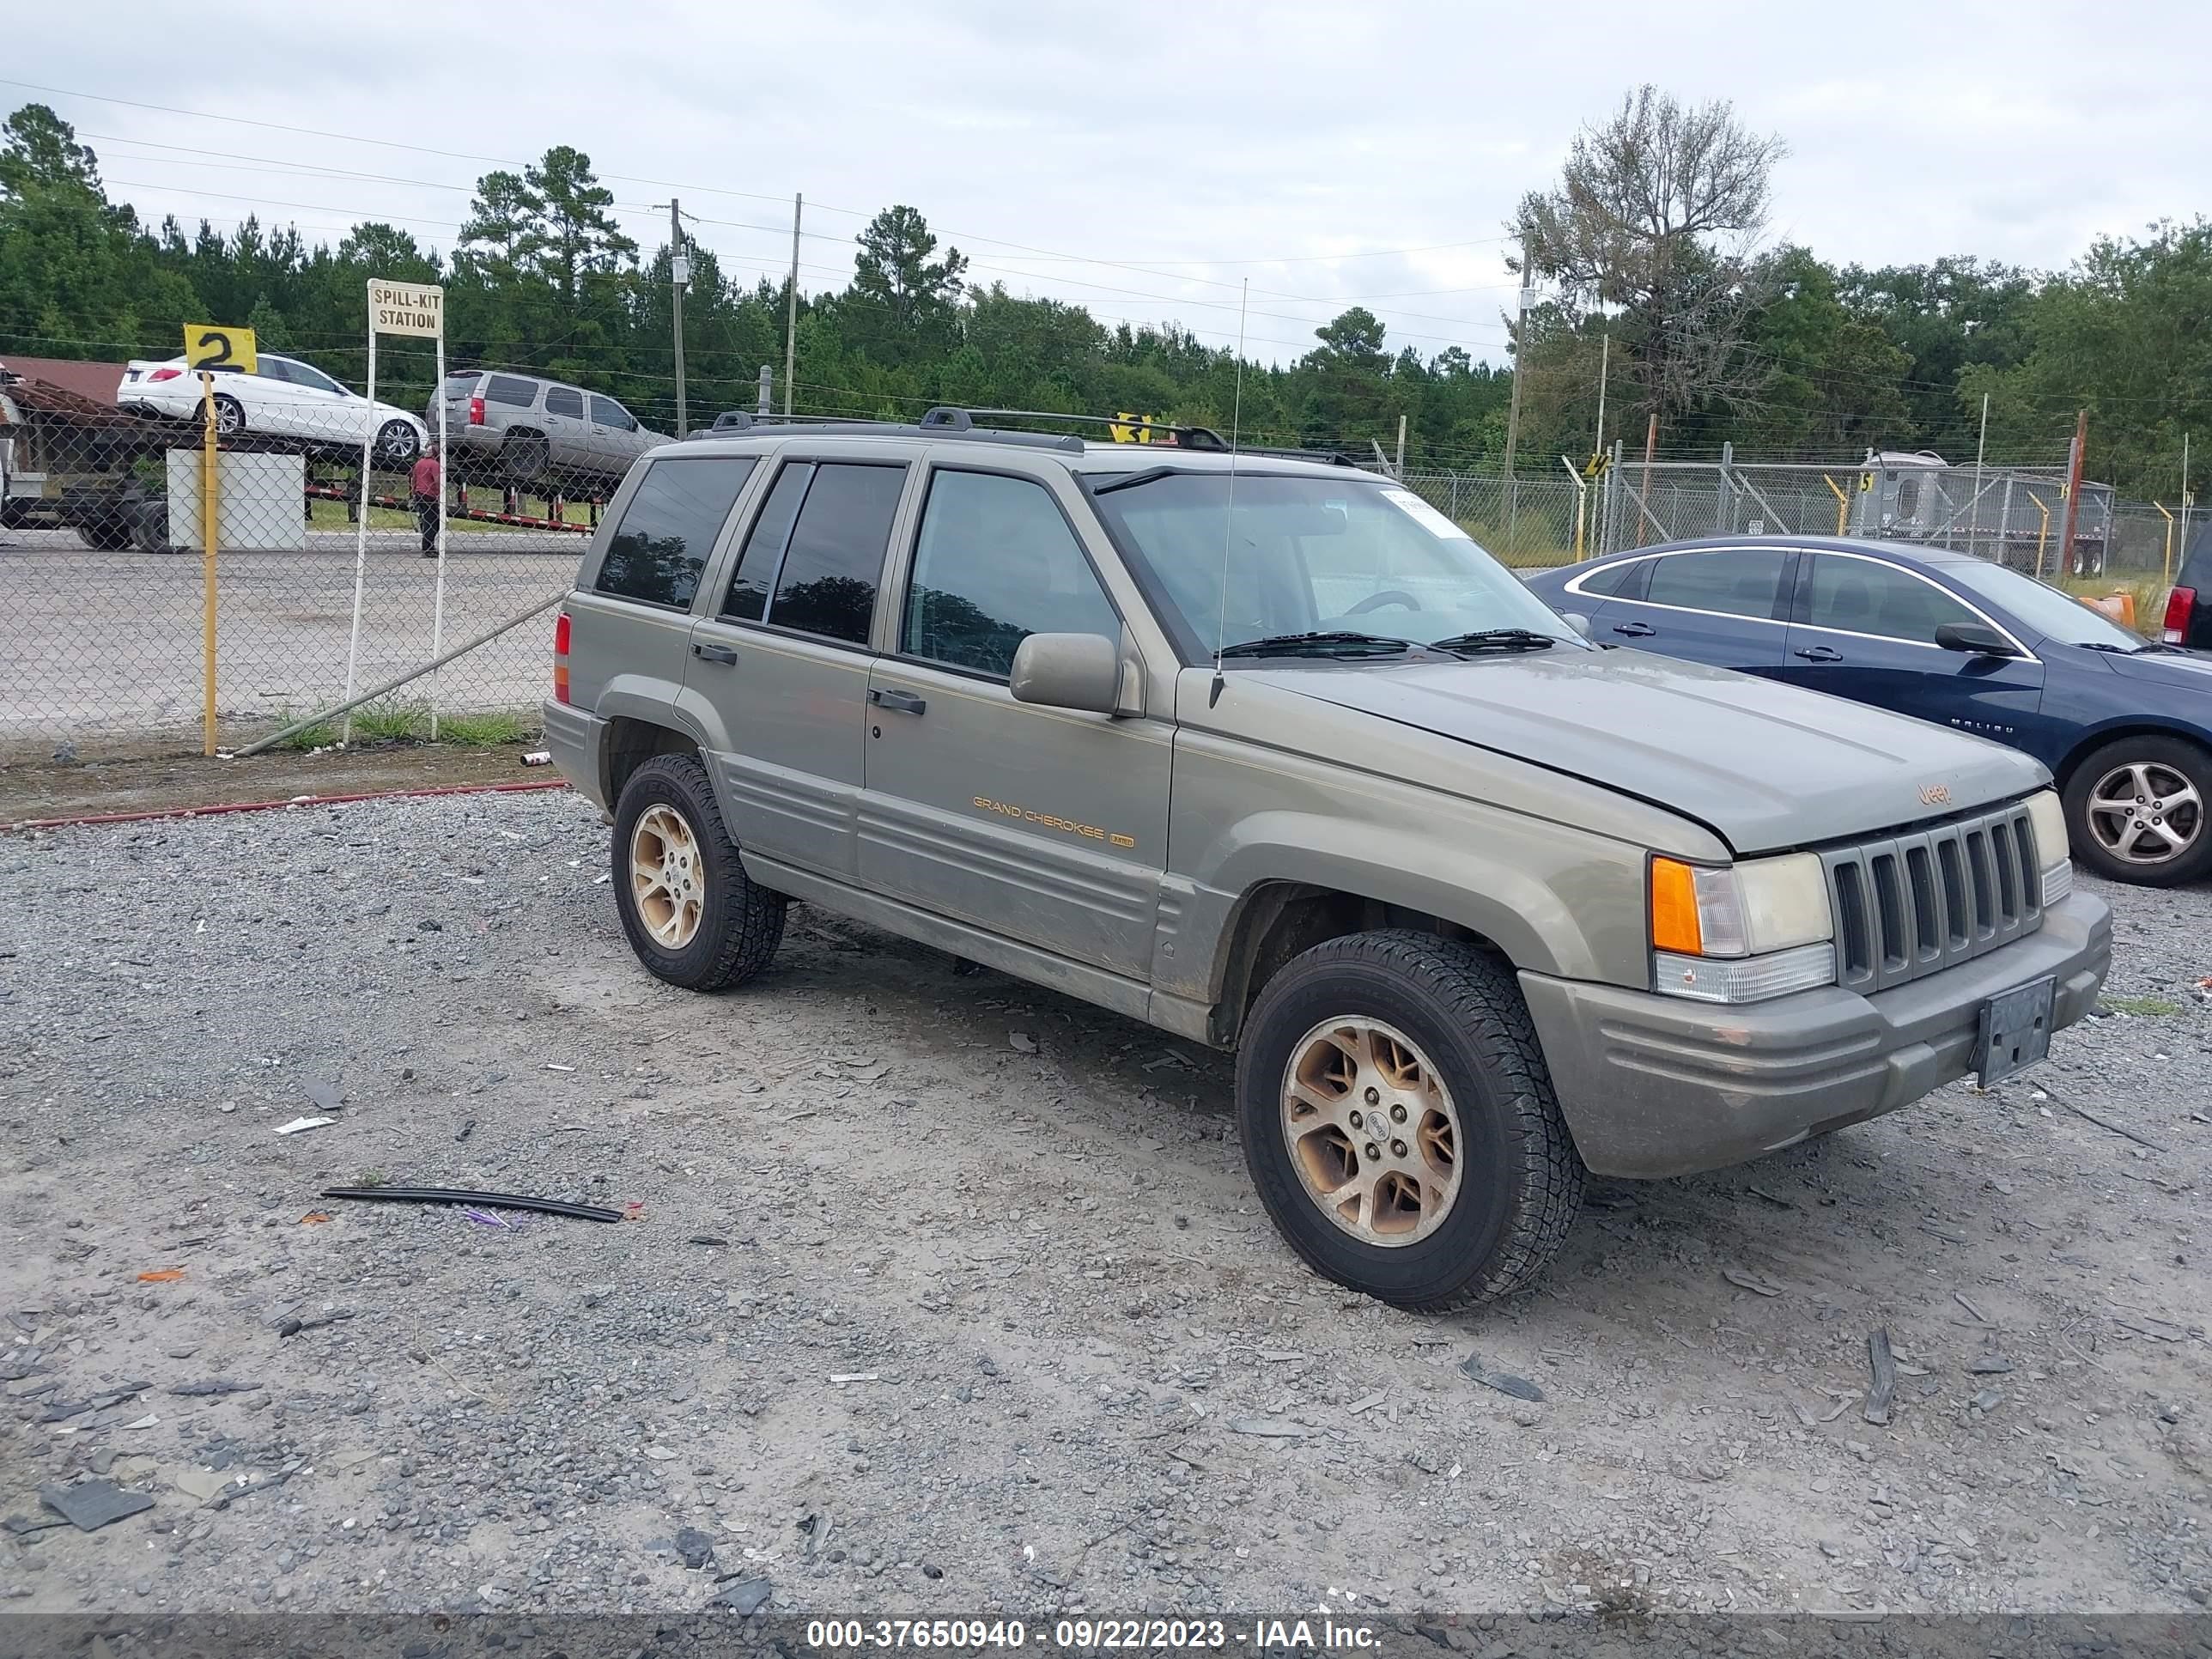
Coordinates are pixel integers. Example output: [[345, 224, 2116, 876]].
[[920, 406, 1232, 450]]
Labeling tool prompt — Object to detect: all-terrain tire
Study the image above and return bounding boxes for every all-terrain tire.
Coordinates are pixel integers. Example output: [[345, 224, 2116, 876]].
[[611, 753, 785, 991], [1236, 929, 1584, 1310]]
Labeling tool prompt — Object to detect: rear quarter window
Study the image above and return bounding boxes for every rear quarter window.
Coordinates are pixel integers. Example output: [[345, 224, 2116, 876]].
[[484, 374, 538, 408], [593, 456, 758, 611]]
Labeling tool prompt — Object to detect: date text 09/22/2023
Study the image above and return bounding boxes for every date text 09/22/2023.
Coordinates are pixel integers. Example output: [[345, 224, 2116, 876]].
[[801, 1618, 1384, 1651]]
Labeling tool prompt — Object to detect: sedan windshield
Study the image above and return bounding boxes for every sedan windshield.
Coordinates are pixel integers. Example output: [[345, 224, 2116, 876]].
[[1942, 559, 2148, 650], [1091, 473, 1578, 660]]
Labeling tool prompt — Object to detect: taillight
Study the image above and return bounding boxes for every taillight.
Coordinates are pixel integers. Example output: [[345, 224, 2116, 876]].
[[147, 368, 183, 383], [468, 396, 485, 426], [553, 609, 571, 704], [2163, 586, 2197, 647]]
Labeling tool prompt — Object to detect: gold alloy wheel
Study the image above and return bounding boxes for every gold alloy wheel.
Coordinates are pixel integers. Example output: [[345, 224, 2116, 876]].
[[1280, 1015, 1463, 1247], [629, 804, 705, 950]]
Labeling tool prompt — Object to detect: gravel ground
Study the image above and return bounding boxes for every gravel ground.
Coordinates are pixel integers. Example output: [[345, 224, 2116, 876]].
[[1, 789, 2207, 1620]]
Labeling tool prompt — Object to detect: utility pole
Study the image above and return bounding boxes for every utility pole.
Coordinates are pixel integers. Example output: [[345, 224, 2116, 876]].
[[757, 364, 773, 416], [2058, 408, 2087, 576], [1972, 391, 1989, 557], [666, 198, 689, 439], [782, 192, 803, 417], [1501, 264, 1530, 546], [1593, 331, 1609, 462]]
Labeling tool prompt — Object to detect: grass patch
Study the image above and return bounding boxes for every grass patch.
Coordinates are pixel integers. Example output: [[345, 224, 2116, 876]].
[[263, 701, 533, 752], [434, 709, 531, 746], [2102, 994, 2183, 1017], [2057, 571, 2170, 638], [348, 701, 430, 743], [273, 717, 342, 751]]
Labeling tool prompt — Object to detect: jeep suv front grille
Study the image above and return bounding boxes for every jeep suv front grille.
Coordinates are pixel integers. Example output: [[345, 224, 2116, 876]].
[[1820, 800, 2043, 994]]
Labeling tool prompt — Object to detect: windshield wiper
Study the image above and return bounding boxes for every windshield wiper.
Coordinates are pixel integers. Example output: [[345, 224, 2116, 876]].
[[1427, 628, 1558, 654], [1218, 630, 1415, 659]]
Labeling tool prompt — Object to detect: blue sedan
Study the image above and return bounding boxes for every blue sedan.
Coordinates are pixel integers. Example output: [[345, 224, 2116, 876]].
[[1525, 536, 2212, 885]]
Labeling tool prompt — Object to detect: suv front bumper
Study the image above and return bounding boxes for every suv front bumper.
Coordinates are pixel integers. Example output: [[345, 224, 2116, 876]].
[[1519, 890, 2112, 1179]]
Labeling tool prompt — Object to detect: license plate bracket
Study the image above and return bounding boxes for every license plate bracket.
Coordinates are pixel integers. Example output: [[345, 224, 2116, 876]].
[[1977, 975, 2056, 1086]]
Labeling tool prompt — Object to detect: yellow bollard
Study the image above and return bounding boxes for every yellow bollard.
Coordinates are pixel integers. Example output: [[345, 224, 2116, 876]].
[[200, 372, 220, 757], [2155, 501, 2175, 587], [2033, 495, 2051, 580], [1823, 474, 1849, 537]]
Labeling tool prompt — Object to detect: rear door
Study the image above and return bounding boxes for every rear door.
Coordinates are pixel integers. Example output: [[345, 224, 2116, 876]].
[[539, 385, 594, 482], [1600, 545, 1796, 675], [590, 394, 650, 477], [1779, 550, 2046, 742], [684, 455, 912, 879], [565, 452, 762, 757], [860, 461, 1172, 980]]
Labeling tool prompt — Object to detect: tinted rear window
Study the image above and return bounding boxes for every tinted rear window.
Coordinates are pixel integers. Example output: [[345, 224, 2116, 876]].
[[1576, 558, 1642, 599], [441, 372, 481, 395], [594, 457, 757, 610], [544, 386, 583, 418], [484, 374, 538, 408], [1642, 550, 1789, 620], [769, 464, 905, 645]]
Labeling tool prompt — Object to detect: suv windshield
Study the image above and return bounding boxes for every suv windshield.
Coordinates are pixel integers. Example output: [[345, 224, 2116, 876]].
[[1091, 473, 1576, 660], [1941, 559, 2148, 650]]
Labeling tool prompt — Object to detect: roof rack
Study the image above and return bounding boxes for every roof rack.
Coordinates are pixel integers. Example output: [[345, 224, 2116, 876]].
[[919, 406, 1233, 450], [687, 408, 1081, 451], [687, 405, 1364, 467]]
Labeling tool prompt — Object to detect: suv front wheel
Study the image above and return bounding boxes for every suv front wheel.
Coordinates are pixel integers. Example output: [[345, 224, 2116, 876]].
[[611, 754, 785, 990], [1237, 931, 1583, 1310]]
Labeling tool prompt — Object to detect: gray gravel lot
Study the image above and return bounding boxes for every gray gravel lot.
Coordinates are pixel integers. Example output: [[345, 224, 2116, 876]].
[[0, 531, 572, 744], [0, 789, 2207, 1619]]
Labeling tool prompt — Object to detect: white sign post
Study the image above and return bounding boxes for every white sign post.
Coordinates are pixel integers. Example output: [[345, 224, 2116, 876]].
[[341, 279, 447, 742]]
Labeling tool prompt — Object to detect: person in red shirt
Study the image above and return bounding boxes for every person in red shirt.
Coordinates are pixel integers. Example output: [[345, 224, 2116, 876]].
[[410, 451, 441, 558]]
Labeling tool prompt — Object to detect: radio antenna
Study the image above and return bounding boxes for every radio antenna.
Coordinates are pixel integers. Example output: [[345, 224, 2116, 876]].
[[1209, 277, 1249, 707]]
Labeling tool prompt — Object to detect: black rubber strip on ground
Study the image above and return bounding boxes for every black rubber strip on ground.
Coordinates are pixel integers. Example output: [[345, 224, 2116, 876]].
[[319, 1187, 625, 1224]]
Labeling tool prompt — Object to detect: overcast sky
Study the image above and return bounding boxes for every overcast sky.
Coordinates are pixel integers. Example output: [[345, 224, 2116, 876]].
[[7, 0, 2203, 368]]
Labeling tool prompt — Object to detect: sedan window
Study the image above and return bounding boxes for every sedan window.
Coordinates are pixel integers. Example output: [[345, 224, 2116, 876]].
[[1642, 550, 1789, 620], [1804, 554, 1976, 645]]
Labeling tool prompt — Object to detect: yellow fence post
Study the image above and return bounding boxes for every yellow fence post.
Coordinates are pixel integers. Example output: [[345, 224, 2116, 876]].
[[2033, 495, 2051, 580], [199, 370, 220, 757], [1822, 474, 1849, 537], [2154, 501, 2175, 587]]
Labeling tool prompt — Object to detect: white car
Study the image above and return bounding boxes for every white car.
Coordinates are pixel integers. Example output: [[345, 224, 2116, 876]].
[[120, 353, 427, 465]]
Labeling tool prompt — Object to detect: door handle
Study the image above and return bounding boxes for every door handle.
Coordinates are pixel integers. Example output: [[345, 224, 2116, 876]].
[[690, 641, 738, 665], [1611, 621, 1656, 637], [868, 686, 927, 716], [1793, 646, 1844, 663]]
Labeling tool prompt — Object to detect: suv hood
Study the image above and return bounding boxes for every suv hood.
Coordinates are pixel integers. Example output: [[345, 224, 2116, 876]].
[[1244, 649, 2049, 854]]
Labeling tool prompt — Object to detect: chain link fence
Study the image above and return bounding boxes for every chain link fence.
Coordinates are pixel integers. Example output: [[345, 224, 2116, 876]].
[[0, 360, 635, 761]]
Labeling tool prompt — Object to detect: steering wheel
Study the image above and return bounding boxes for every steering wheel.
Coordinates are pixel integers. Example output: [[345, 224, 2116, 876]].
[[1346, 589, 1421, 615]]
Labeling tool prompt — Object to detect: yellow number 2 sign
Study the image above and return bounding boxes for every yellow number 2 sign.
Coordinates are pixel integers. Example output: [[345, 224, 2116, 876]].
[[183, 324, 257, 374]]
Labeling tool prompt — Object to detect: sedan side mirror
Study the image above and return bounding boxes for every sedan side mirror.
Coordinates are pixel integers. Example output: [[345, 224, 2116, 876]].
[[1010, 632, 1122, 715], [1935, 620, 2018, 658]]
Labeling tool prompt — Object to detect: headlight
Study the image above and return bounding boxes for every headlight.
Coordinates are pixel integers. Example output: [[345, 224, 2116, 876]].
[[1650, 854, 1836, 1004], [2025, 788, 2071, 906]]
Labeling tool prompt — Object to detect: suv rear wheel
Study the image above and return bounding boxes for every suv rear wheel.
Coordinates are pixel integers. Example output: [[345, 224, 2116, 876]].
[[502, 429, 550, 484], [1237, 930, 1583, 1310], [611, 754, 785, 990]]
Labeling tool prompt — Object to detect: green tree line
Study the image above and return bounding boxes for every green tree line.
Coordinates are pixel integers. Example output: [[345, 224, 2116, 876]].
[[2, 100, 2204, 497]]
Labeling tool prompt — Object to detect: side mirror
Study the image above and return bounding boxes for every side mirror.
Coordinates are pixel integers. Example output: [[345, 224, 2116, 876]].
[[1935, 620, 2017, 657], [1010, 632, 1122, 715], [1561, 611, 1594, 640]]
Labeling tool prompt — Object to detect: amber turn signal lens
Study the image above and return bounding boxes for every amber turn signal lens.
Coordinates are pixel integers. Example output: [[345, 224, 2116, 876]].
[[1650, 857, 1704, 955]]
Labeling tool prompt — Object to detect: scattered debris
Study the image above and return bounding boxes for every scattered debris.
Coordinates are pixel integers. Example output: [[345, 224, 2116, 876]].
[[298, 1212, 331, 1225], [136, 1269, 185, 1284], [1970, 1388, 2005, 1413], [301, 1078, 343, 1114], [1743, 1185, 1796, 1210], [1967, 1354, 2015, 1375], [459, 1207, 515, 1231], [690, 1234, 731, 1248], [1008, 1032, 1037, 1054], [544, 1062, 575, 1073], [40, 1481, 154, 1533], [320, 1186, 624, 1224], [40, 1384, 148, 1424], [2114, 1314, 2187, 1343], [2054, 1093, 2172, 1153], [521, 750, 552, 766], [1461, 1352, 1545, 1402], [675, 1526, 716, 1570], [274, 1116, 336, 1137], [1863, 1328, 1899, 1426], [828, 1372, 879, 1385], [715, 1577, 773, 1615], [275, 1310, 355, 1340], [1918, 1220, 1967, 1244], [167, 1380, 259, 1398], [1346, 1391, 1388, 1415], [1230, 1419, 1317, 1437], [643, 1445, 678, 1461], [1723, 1267, 1785, 1297], [1954, 1291, 1993, 1324], [455, 1119, 477, 1143], [170, 1469, 234, 1506]]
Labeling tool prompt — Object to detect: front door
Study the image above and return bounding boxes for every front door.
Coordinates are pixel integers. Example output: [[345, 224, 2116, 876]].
[[539, 385, 594, 480], [685, 457, 910, 880], [1778, 550, 2048, 748], [860, 465, 1172, 981], [1600, 545, 1796, 675]]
